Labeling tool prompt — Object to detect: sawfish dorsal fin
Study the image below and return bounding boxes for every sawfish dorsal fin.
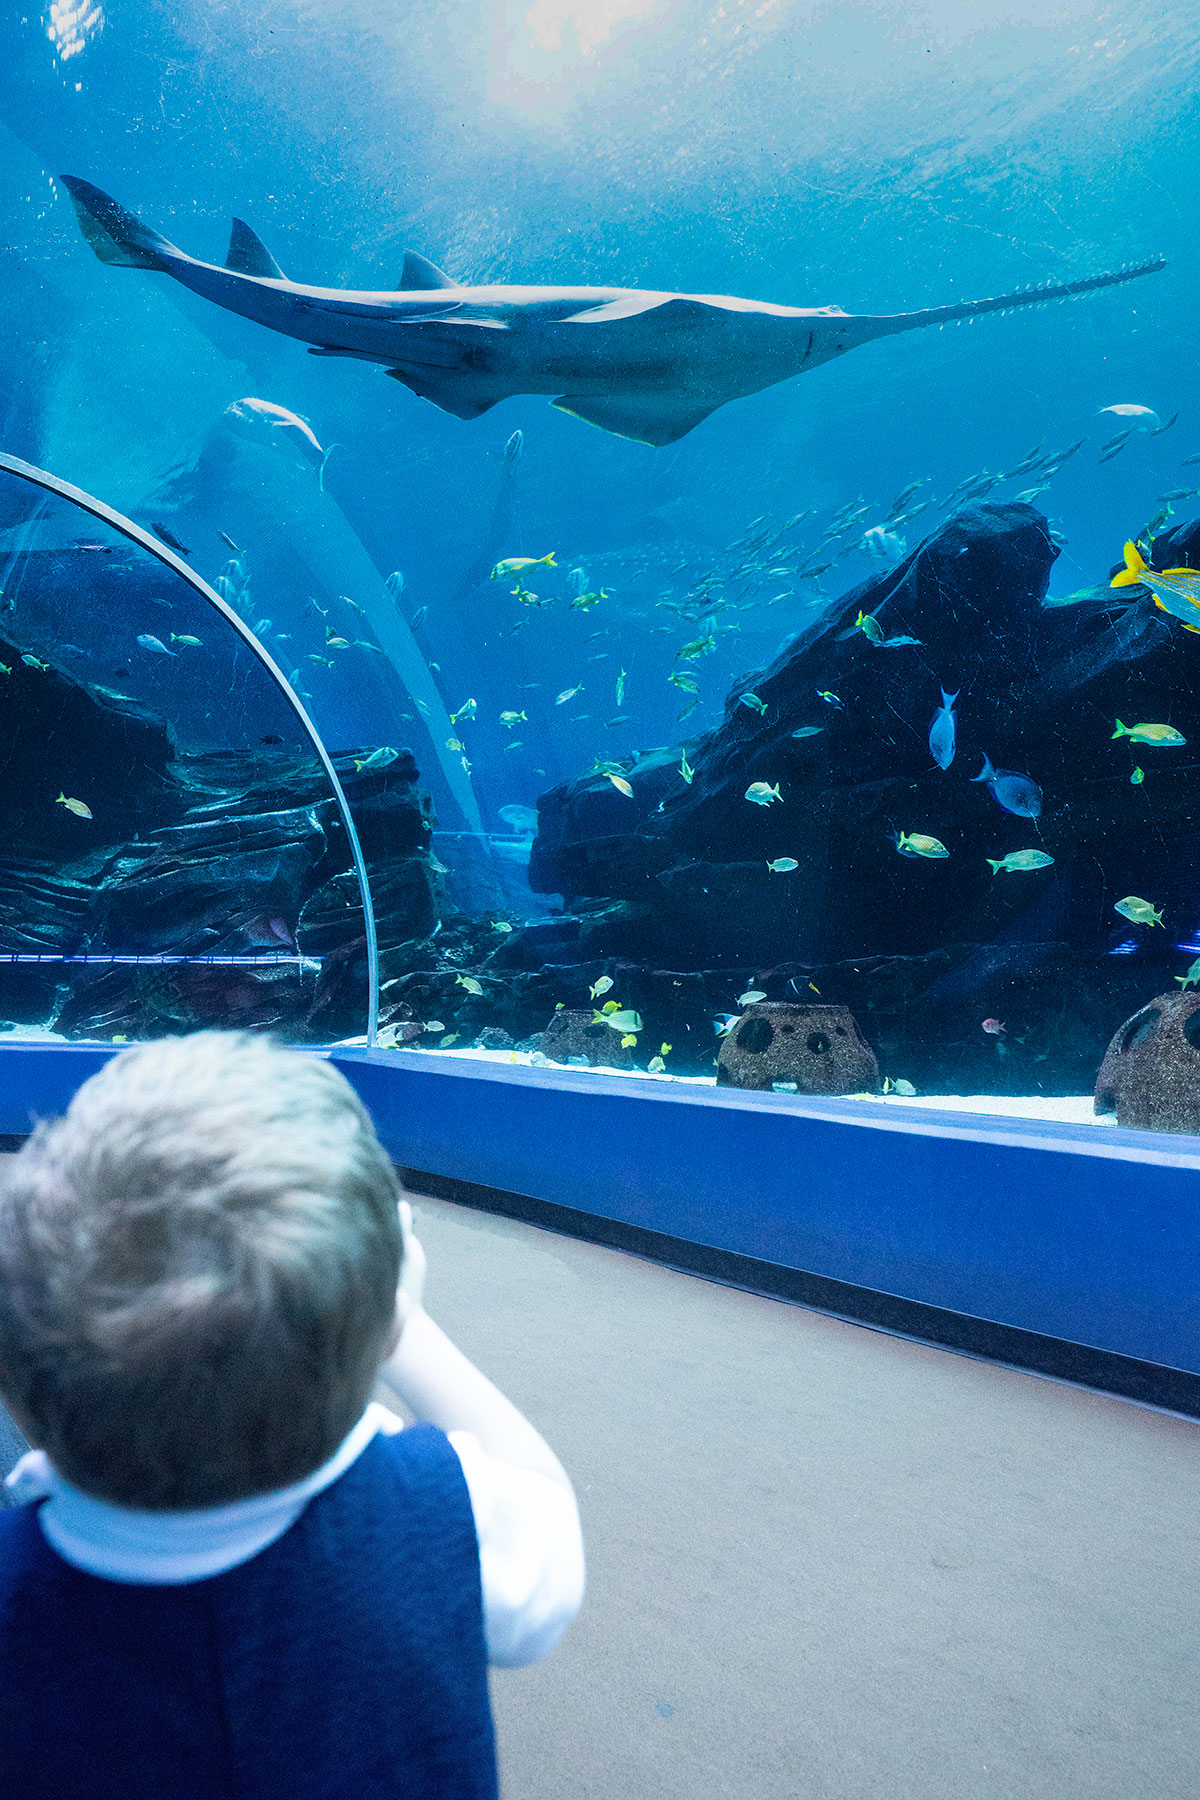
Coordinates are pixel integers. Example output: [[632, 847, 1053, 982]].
[[226, 218, 286, 281], [399, 251, 457, 291]]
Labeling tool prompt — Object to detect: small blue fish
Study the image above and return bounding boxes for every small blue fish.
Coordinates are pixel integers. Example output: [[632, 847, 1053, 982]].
[[136, 634, 175, 657], [972, 753, 1043, 819], [928, 688, 959, 770]]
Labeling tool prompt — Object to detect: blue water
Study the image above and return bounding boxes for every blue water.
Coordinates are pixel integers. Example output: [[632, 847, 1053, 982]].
[[2, 0, 1199, 1080]]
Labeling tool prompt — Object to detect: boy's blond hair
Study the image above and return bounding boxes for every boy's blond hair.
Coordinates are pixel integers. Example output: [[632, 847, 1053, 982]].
[[0, 1033, 403, 1510]]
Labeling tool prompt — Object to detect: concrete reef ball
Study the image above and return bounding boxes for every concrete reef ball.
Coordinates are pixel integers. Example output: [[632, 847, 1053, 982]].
[[717, 1002, 880, 1094], [1094, 991, 1200, 1132]]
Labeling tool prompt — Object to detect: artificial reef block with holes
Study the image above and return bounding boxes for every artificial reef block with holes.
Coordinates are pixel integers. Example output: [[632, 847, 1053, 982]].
[[1093, 992, 1200, 1132], [716, 1002, 880, 1094]]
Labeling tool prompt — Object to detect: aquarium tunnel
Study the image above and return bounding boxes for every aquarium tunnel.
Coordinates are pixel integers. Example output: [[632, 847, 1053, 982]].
[[2, 1, 1200, 1794]]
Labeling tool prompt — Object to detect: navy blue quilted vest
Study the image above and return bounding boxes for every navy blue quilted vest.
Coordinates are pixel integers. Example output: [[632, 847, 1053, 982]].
[[0, 1423, 498, 1799]]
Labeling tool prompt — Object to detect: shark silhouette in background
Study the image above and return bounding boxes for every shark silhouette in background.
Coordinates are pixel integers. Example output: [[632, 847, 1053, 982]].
[[61, 176, 1165, 448]]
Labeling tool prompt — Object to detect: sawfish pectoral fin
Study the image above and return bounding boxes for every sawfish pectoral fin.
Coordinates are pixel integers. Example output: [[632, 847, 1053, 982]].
[[552, 391, 719, 446], [385, 365, 502, 420]]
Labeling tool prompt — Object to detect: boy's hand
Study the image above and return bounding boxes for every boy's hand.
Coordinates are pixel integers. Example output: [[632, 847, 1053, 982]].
[[395, 1199, 427, 1331]]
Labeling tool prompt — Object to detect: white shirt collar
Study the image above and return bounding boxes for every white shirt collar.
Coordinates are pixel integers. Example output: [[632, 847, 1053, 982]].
[[3, 1400, 404, 1585]]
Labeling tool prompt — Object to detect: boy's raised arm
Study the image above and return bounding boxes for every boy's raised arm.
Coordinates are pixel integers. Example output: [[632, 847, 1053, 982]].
[[376, 1203, 574, 1493]]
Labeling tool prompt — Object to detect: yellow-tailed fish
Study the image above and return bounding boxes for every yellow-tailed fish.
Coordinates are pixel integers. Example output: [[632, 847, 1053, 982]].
[[855, 610, 885, 644], [499, 709, 527, 727], [680, 754, 694, 784], [607, 774, 634, 797], [455, 975, 483, 995], [491, 553, 556, 580], [1114, 895, 1163, 926], [1111, 540, 1200, 631], [56, 793, 92, 819], [987, 849, 1054, 874], [589, 976, 614, 1000], [1111, 718, 1186, 745], [895, 831, 949, 859], [740, 692, 768, 715], [1176, 957, 1200, 991]]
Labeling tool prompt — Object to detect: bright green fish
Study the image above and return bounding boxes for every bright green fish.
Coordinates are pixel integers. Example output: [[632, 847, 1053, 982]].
[[680, 753, 694, 785], [1175, 957, 1200, 991], [491, 553, 556, 580], [455, 975, 483, 996], [855, 610, 885, 644], [895, 831, 949, 859], [1114, 895, 1164, 926], [987, 849, 1055, 874], [1112, 719, 1186, 745]]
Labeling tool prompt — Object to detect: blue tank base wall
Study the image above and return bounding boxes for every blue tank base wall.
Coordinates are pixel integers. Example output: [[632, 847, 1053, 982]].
[[401, 1164, 1200, 1419], [2, 1044, 1199, 1416]]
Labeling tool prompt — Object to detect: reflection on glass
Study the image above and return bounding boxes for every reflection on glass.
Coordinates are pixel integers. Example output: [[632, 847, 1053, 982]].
[[0, 466, 372, 1044]]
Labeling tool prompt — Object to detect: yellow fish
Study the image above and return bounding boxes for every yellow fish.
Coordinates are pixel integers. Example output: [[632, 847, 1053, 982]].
[[1111, 718, 1186, 746], [895, 831, 948, 859], [56, 792, 92, 819], [491, 554, 556, 580], [455, 975, 483, 995], [499, 710, 527, 727], [607, 774, 634, 797], [1111, 540, 1200, 631]]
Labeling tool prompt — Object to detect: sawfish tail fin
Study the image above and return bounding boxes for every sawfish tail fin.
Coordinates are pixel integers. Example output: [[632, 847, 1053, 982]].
[[871, 258, 1166, 339], [59, 175, 180, 270]]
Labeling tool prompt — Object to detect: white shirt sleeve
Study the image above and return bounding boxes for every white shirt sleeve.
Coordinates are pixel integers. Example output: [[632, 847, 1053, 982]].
[[373, 1408, 584, 1668], [447, 1430, 586, 1668]]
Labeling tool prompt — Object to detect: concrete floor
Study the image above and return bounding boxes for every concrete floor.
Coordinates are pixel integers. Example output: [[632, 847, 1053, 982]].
[[404, 1194, 1200, 1800], [1, 1173, 1197, 1796]]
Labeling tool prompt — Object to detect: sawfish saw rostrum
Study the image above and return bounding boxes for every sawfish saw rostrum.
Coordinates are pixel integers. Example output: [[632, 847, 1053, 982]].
[[61, 177, 1165, 448]]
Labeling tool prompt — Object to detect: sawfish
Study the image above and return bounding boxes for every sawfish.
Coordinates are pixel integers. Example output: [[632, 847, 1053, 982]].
[[61, 176, 1165, 448]]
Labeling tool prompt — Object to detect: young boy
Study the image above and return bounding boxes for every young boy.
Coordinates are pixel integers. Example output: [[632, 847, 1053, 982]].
[[0, 1032, 584, 1798]]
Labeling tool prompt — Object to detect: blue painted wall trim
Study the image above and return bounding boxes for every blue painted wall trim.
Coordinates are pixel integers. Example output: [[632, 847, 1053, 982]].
[[333, 1050, 1200, 1379], [3, 1043, 1198, 1383]]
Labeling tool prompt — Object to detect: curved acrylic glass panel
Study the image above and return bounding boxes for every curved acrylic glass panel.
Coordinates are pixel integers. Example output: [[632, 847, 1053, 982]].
[[0, 457, 378, 1045]]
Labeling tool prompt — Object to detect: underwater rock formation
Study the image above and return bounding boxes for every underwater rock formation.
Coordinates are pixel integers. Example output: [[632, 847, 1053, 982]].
[[0, 641, 437, 1041], [521, 503, 1200, 1090]]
